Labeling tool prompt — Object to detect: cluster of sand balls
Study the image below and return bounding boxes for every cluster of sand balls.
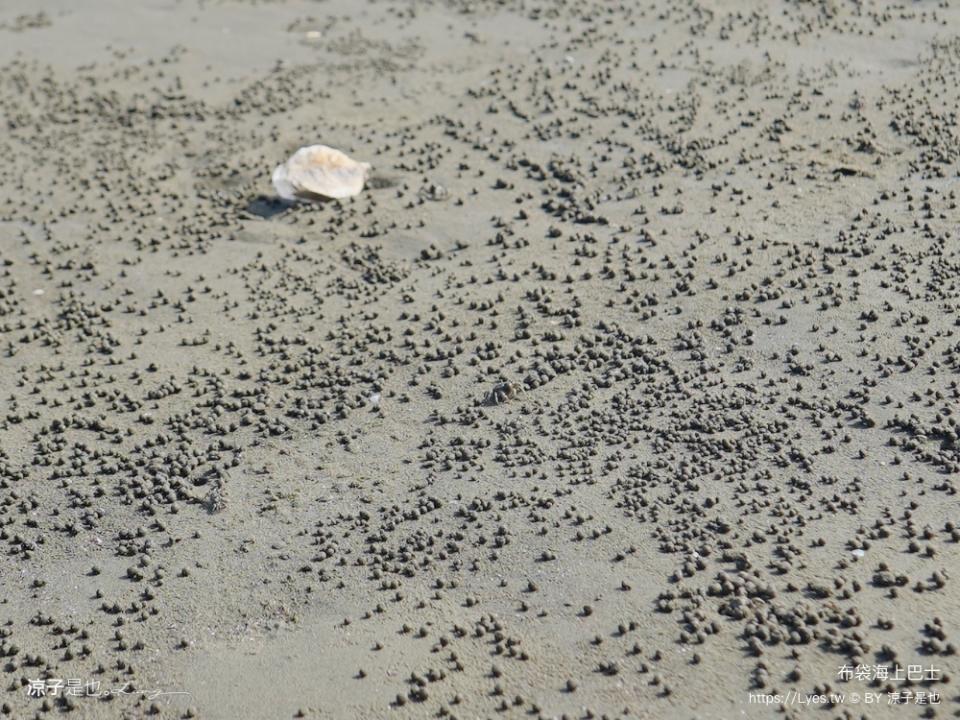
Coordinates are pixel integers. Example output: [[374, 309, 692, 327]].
[[0, 0, 958, 718]]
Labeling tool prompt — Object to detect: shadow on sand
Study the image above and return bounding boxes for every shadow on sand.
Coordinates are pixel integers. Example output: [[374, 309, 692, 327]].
[[244, 195, 292, 219]]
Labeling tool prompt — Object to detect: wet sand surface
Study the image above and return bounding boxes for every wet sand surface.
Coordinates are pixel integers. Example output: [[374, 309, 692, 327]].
[[1, 1, 959, 718]]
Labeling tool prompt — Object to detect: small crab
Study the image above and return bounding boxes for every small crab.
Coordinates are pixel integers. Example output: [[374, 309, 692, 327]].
[[417, 183, 449, 202], [203, 484, 228, 514], [484, 381, 523, 406]]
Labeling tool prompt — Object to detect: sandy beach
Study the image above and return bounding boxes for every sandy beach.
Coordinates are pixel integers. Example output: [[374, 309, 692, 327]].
[[0, 0, 958, 718]]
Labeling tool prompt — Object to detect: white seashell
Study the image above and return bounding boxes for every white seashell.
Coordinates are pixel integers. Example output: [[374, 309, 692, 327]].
[[272, 145, 371, 201]]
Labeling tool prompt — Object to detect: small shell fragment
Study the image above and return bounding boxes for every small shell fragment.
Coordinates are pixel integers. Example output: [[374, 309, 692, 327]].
[[272, 144, 371, 201]]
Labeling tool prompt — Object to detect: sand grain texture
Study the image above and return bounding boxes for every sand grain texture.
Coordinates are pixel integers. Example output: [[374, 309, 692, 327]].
[[0, 1, 958, 719]]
